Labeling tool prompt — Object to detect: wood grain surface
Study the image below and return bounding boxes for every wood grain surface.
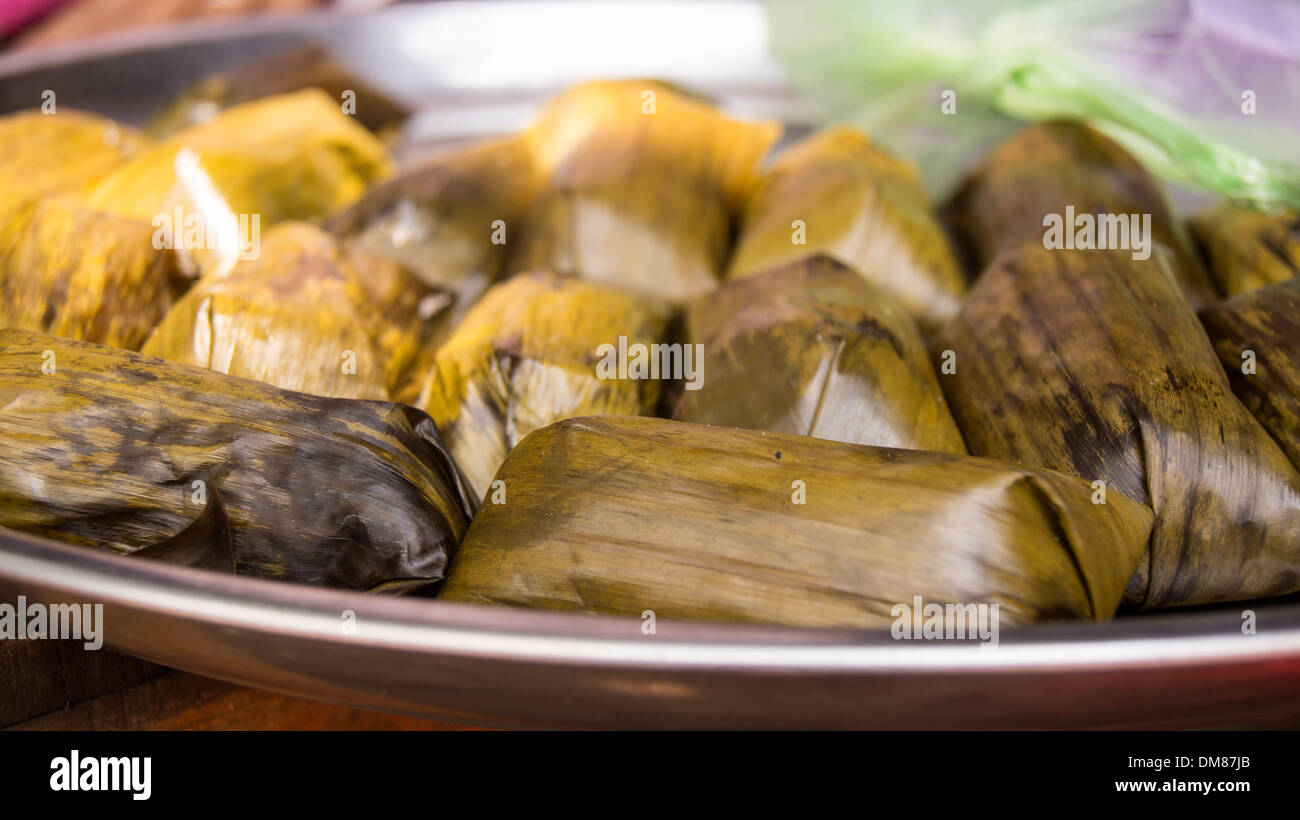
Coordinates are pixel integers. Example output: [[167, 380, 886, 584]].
[[1, 641, 474, 730], [11, 668, 474, 730]]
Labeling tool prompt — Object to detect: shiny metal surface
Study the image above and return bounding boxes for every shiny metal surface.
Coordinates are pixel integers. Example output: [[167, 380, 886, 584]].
[[0, 1, 1297, 728], [4, 527, 1299, 729]]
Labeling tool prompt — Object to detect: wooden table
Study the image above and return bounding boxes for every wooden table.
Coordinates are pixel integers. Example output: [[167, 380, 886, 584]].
[[1, 640, 470, 730]]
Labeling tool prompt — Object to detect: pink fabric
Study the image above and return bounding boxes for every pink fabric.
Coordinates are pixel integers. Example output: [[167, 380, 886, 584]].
[[0, 0, 70, 38]]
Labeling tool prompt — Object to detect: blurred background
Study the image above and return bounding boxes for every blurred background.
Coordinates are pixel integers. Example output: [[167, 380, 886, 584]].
[[1, 0, 385, 49]]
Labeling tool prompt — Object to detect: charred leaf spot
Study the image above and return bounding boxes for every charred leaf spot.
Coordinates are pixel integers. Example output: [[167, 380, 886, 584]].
[[851, 315, 906, 360], [1163, 366, 1194, 393]]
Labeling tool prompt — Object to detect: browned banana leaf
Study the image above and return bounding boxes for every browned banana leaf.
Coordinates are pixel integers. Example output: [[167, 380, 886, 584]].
[[439, 416, 1153, 628], [147, 44, 409, 138], [674, 255, 965, 453], [0, 330, 472, 592], [936, 243, 1300, 609], [129, 486, 235, 573], [142, 222, 445, 402], [511, 80, 781, 301], [418, 271, 669, 501], [1200, 277, 1300, 470], [326, 136, 537, 312], [0, 195, 193, 350], [0, 109, 147, 230], [1189, 202, 1300, 297], [726, 125, 966, 334], [948, 121, 1219, 309], [82, 90, 391, 276]]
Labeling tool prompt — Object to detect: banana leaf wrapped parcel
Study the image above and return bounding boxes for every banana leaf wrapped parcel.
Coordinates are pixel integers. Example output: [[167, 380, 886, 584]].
[[0, 109, 147, 230], [948, 121, 1219, 309], [418, 270, 669, 501], [673, 255, 965, 453], [147, 44, 410, 139], [0, 110, 185, 349], [1, 195, 193, 350], [726, 125, 966, 335], [512, 80, 781, 301], [1189, 202, 1300, 297], [936, 243, 1300, 609], [82, 89, 391, 277], [0, 330, 472, 592], [142, 221, 446, 403], [439, 416, 1153, 628], [326, 136, 537, 313], [1200, 277, 1300, 470]]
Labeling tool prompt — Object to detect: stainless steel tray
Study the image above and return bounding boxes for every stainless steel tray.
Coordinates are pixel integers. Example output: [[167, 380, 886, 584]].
[[1, 0, 1297, 729]]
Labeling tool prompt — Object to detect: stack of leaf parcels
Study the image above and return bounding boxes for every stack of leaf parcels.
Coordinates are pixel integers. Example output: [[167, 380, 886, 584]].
[[1, 57, 1297, 633]]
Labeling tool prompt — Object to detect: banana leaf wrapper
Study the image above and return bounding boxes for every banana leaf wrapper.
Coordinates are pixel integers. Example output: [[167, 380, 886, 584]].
[[439, 416, 1153, 628], [1200, 276, 1300, 470], [725, 125, 966, 335], [1189, 202, 1300, 297], [326, 136, 537, 313], [935, 243, 1300, 609], [81, 89, 392, 277], [147, 44, 409, 139], [0, 109, 147, 230], [0, 195, 194, 350], [0, 329, 473, 592], [141, 221, 447, 402], [673, 254, 966, 453], [0, 111, 157, 336], [418, 270, 669, 502], [511, 80, 781, 301], [128, 484, 236, 573], [948, 121, 1219, 309]]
